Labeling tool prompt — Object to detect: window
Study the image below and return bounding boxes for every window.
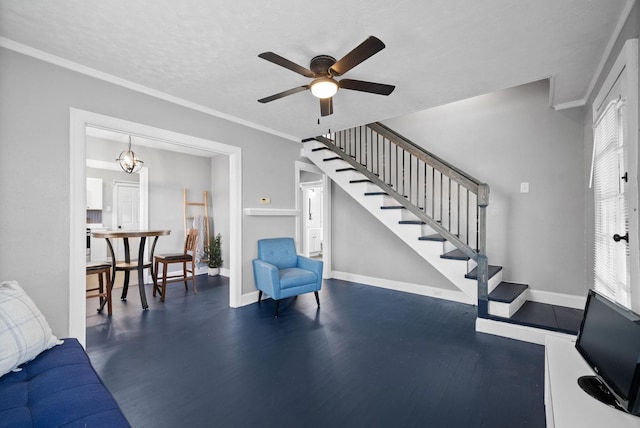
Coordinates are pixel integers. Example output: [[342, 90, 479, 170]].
[[591, 39, 639, 311], [592, 97, 629, 307]]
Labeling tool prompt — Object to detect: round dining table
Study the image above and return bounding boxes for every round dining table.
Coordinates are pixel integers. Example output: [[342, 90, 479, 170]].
[[91, 229, 170, 310]]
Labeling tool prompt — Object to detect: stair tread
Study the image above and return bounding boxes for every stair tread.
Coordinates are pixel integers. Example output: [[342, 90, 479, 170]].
[[350, 179, 372, 184], [311, 147, 331, 152], [400, 220, 426, 225], [465, 265, 502, 280], [381, 205, 405, 210], [418, 234, 446, 241], [364, 191, 387, 196], [440, 249, 470, 261], [336, 167, 357, 172], [489, 302, 583, 335], [488, 282, 528, 303], [323, 157, 342, 161]]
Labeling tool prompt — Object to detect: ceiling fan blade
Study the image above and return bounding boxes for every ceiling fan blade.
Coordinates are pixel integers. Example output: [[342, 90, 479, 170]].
[[330, 36, 386, 76], [258, 52, 314, 77], [320, 97, 333, 116], [258, 86, 309, 103], [339, 79, 395, 96]]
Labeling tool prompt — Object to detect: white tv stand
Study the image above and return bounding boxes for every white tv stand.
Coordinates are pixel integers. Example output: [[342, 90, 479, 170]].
[[545, 336, 640, 427]]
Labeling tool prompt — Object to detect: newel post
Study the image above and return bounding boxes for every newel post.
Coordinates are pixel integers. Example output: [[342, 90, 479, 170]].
[[477, 183, 490, 318]]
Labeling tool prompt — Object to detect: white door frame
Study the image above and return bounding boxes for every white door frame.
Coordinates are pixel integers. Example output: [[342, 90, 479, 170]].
[[592, 38, 639, 311], [70, 108, 243, 345], [86, 160, 149, 232], [295, 161, 331, 278], [300, 180, 323, 257], [112, 180, 141, 264], [112, 180, 141, 230]]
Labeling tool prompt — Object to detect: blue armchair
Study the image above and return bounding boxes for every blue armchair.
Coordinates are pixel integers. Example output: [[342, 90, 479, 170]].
[[252, 238, 323, 316]]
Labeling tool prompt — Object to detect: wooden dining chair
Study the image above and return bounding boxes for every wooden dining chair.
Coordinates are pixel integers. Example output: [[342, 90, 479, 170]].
[[152, 229, 199, 302], [86, 262, 113, 315]]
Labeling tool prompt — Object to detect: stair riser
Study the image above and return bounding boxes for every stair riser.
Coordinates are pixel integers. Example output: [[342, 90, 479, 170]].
[[488, 289, 529, 318], [488, 270, 503, 293], [468, 258, 478, 274], [443, 239, 458, 254], [305, 142, 483, 303]]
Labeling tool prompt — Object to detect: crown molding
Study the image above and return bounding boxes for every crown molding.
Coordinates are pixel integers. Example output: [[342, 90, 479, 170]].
[[0, 36, 299, 143], [583, 0, 637, 104]]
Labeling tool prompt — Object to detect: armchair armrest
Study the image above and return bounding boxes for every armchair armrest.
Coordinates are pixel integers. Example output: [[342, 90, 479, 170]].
[[252, 258, 281, 299], [297, 256, 323, 290]]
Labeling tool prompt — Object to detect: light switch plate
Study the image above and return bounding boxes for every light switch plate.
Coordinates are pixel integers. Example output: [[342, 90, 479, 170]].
[[520, 182, 529, 193]]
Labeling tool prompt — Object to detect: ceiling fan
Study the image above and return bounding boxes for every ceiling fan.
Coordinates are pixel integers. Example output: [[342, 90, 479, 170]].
[[257, 36, 395, 117]]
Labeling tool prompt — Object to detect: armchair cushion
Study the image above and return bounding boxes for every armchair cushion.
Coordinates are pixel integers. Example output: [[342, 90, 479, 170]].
[[279, 268, 318, 289], [257, 238, 298, 269]]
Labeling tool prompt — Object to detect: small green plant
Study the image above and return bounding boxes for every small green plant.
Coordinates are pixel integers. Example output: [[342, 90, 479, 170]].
[[208, 233, 223, 268]]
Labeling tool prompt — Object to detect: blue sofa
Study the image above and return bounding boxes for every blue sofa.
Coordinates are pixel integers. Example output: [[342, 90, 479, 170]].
[[0, 338, 130, 428]]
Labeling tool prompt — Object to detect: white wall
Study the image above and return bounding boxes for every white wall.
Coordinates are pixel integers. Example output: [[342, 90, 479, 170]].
[[0, 47, 302, 336]]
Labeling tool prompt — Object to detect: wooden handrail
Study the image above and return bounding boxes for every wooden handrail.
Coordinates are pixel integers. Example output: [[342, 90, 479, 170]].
[[309, 123, 491, 316]]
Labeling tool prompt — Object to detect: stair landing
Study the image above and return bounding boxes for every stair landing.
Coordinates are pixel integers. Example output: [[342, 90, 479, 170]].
[[501, 302, 583, 335]]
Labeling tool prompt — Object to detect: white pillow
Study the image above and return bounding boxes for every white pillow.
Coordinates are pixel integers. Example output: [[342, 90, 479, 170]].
[[0, 280, 62, 377]]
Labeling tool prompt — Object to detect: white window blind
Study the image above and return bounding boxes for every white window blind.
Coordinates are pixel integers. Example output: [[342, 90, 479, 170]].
[[593, 97, 630, 308]]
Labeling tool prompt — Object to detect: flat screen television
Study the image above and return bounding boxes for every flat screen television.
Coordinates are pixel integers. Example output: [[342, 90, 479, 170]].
[[575, 289, 640, 416]]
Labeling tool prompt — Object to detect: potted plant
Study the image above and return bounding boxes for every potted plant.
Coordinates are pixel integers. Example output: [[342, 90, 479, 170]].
[[207, 233, 223, 276]]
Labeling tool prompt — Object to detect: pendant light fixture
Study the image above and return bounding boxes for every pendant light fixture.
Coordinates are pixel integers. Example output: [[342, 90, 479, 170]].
[[116, 136, 144, 174]]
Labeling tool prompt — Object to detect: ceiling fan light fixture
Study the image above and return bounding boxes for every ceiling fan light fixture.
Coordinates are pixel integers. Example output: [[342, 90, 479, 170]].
[[310, 77, 338, 99]]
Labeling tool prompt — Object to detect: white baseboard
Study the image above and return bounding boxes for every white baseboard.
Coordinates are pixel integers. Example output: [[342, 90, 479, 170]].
[[331, 270, 475, 305], [240, 290, 260, 306], [528, 289, 586, 310], [233, 272, 587, 314], [476, 317, 576, 345], [237, 271, 474, 308]]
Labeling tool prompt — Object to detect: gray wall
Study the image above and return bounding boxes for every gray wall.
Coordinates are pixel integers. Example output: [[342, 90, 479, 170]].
[[0, 47, 302, 336], [332, 79, 586, 297], [332, 184, 457, 289]]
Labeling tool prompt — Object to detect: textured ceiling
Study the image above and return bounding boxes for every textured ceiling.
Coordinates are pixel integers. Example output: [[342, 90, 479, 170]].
[[0, 0, 632, 140]]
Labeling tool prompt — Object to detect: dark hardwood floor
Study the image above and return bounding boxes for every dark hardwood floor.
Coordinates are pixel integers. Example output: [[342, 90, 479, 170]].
[[86, 276, 546, 428]]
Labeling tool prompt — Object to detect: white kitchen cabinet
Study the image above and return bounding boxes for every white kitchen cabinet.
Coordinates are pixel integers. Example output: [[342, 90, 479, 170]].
[[86, 177, 103, 210]]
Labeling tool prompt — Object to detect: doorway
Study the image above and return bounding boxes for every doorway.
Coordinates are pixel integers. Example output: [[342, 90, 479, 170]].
[[112, 180, 140, 261], [295, 161, 331, 277], [114, 181, 140, 232], [300, 180, 323, 258], [70, 109, 242, 346]]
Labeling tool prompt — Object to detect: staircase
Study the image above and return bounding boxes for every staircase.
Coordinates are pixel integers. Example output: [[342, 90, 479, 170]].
[[303, 123, 578, 342]]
